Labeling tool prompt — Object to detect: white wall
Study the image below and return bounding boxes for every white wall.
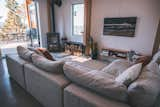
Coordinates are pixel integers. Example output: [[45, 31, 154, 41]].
[[55, 0, 84, 42], [91, 0, 160, 55], [37, 0, 49, 48]]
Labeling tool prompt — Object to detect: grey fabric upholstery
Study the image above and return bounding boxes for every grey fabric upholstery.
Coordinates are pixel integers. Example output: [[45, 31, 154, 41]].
[[51, 54, 108, 70], [101, 59, 132, 78], [32, 53, 64, 73], [64, 84, 130, 107], [24, 63, 70, 107], [115, 63, 142, 86], [6, 54, 28, 89], [128, 62, 160, 107], [152, 50, 160, 64], [17, 46, 34, 62], [63, 62, 128, 102]]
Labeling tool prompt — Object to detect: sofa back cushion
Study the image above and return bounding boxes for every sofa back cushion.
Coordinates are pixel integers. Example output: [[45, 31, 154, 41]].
[[63, 62, 128, 102], [17, 46, 34, 62], [115, 63, 142, 86], [101, 59, 132, 78], [31, 53, 64, 73], [128, 62, 160, 107]]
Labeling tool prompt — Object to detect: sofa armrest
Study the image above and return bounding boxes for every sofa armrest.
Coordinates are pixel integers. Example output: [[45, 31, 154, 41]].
[[24, 63, 70, 107]]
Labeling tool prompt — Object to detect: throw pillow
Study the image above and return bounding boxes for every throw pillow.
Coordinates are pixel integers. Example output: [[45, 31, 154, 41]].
[[31, 53, 64, 73], [115, 63, 142, 86], [101, 59, 132, 78], [17, 46, 34, 62], [36, 48, 54, 61], [128, 62, 160, 107]]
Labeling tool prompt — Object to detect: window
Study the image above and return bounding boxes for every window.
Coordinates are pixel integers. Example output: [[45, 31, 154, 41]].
[[72, 4, 84, 36]]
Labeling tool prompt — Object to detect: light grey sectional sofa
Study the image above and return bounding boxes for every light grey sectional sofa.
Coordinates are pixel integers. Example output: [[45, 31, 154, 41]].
[[63, 57, 160, 107], [6, 46, 160, 107], [7, 53, 129, 107]]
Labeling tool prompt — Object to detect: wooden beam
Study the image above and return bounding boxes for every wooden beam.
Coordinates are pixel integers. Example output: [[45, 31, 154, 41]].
[[26, 0, 32, 4], [84, 0, 92, 55], [152, 19, 160, 56], [25, 0, 31, 27]]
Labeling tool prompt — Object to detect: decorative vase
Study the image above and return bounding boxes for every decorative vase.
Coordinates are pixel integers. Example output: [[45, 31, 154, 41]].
[[91, 42, 98, 59]]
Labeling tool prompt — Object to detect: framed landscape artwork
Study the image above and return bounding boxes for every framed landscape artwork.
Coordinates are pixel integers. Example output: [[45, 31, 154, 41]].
[[103, 17, 137, 37]]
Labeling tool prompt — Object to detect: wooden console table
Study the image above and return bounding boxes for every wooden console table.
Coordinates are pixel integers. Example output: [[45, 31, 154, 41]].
[[101, 48, 129, 59], [100, 48, 151, 65]]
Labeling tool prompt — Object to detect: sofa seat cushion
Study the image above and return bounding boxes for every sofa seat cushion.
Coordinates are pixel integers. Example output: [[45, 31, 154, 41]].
[[17, 46, 34, 62], [101, 59, 132, 78], [31, 53, 64, 73], [64, 84, 130, 107], [128, 62, 160, 107], [63, 62, 128, 102]]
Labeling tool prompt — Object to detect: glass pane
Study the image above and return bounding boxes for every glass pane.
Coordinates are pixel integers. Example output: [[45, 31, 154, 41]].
[[27, 1, 40, 47], [0, 0, 40, 57], [0, 0, 29, 56], [72, 4, 84, 36]]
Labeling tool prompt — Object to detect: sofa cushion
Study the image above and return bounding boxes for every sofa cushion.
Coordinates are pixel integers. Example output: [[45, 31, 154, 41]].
[[28, 47, 43, 55], [101, 59, 132, 78], [28, 47, 54, 61], [17, 46, 34, 62], [152, 50, 160, 64], [63, 62, 128, 102], [36, 48, 55, 61], [31, 53, 64, 73], [128, 62, 160, 107], [115, 63, 142, 86]]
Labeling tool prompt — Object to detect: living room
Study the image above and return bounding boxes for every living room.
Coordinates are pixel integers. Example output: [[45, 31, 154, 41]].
[[0, 0, 160, 107]]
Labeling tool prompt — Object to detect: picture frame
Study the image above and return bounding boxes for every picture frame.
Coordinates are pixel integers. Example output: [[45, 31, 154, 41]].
[[103, 17, 137, 37]]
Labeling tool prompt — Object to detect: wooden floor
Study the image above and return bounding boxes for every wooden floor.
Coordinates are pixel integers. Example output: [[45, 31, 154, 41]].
[[0, 59, 43, 107]]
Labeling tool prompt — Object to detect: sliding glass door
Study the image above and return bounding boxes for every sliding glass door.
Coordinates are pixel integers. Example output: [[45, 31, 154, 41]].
[[26, 0, 40, 47]]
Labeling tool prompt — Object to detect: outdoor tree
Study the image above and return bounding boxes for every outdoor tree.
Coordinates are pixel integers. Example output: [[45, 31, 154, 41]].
[[2, 0, 24, 34]]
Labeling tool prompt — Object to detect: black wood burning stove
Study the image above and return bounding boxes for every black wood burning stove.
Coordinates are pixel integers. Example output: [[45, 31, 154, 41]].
[[47, 32, 61, 52]]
